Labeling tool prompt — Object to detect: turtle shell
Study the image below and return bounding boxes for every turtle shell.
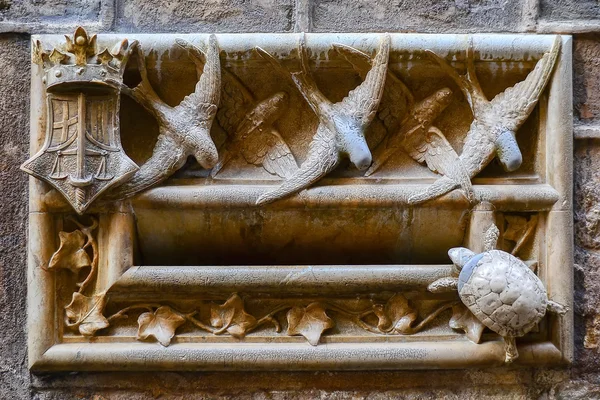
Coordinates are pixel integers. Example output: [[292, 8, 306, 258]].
[[458, 250, 548, 337]]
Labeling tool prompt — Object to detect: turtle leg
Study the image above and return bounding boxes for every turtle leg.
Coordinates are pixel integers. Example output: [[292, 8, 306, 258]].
[[427, 277, 459, 293], [547, 300, 567, 315], [504, 335, 519, 363]]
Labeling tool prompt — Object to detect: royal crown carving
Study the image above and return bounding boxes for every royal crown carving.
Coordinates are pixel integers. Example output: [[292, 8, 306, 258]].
[[33, 27, 135, 90], [24, 30, 573, 371]]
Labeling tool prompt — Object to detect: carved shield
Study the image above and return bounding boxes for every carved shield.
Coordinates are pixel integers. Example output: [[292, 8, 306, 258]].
[[21, 92, 138, 214]]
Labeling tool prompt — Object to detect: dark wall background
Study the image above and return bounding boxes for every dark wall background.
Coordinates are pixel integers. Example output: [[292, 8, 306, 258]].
[[2, 0, 600, 398]]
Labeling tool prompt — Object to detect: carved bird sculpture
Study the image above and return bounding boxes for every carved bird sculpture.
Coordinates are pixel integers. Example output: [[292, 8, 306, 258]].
[[105, 36, 221, 200], [254, 33, 390, 205], [331, 44, 473, 202], [175, 40, 297, 179], [408, 37, 561, 205], [213, 91, 297, 179]]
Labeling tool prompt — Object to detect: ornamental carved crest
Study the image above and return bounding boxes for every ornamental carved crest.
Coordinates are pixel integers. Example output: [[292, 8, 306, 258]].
[[21, 28, 138, 214]]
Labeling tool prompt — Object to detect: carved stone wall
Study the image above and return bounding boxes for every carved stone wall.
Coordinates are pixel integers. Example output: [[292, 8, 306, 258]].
[[1, 1, 600, 399]]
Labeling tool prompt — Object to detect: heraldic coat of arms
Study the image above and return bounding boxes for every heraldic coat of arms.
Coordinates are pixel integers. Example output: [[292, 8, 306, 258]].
[[22, 28, 139, 214]]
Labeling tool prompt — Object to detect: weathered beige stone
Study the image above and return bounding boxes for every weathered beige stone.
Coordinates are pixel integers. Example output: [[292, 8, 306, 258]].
[[116, 0, 295, 33], [2, 0, 600, 396], [311, 0, 531, 33], [20, 29, 573, 374]]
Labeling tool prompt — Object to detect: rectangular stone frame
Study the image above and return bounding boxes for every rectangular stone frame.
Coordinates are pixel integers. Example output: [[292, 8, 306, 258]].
[[27, 33, 573, 371]]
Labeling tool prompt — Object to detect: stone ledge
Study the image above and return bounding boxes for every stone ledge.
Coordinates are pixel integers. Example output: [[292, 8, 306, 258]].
[[108, 264, 455, 295], [575, 124, 600, 140], [538, 20, 600, 33], [130, 183, 560, 211], [31, 340, 564, 371]]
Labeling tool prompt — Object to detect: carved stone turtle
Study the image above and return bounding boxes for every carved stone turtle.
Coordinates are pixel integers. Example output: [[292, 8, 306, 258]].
[[429, 243, 566, 363]]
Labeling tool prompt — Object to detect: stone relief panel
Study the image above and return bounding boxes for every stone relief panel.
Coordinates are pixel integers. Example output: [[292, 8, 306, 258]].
[[24, 29, 573, 371]]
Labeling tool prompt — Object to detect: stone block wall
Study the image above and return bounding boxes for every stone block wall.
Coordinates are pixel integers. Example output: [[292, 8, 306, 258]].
[[1, 0, 600, 398]]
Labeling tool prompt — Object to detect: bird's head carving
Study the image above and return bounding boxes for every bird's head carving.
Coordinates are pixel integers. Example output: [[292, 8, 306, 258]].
[[435, 87, 453, 106], [495, 128, 522, 172], [186, 129, 219, 169], [181, 104, 219, 169], [413, 87, 453, 124], [248, 91, 289, 129], [332, 114, 372, 171]]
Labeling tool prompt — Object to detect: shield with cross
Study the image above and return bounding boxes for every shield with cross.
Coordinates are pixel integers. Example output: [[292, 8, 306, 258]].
[[22, 92, 138, 214]]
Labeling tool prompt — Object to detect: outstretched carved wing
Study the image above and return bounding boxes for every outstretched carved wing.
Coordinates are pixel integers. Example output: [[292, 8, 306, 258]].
[[407, 127, 462, 176], [242, 129, 297, 179], [491, 37, 561, 131], [365, 88, 454, 177], [176, 37, 255, 135], [423, 39, 489, 113], [217, 68, 256, 136], [406, 127, 474, 204], [408, 176, 462, 205], [338, 34, 390, 125], [332, 43, 412, 146], [256, 124, 339, 205], [175, 36, 221, 120], [288, 35, 334, 118]]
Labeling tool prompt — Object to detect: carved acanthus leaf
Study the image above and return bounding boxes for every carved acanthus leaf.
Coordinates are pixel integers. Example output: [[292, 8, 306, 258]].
[[210, 294, 257, 338], [48, 230, 91, 273], [449, 303, 486, 343], [136, 306, 186, 347], [286, 302, 335, 346], [65, 292, 109, 336]]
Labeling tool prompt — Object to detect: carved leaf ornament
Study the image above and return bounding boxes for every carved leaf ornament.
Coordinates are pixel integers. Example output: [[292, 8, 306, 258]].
[[48, 230, 91, 273], [65, 292, 109, 336], [137, 306, 186, 346], [286, 303, 335, 345], [210, 293, 258, 338], [449, 303, 486, 343], [372, 294, 418, 334]]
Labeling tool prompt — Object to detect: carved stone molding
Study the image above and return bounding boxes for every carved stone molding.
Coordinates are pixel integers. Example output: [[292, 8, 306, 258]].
[[26, 31, 573, 371]]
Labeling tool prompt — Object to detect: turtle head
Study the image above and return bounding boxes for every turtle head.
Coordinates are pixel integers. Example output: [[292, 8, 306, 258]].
[[448, 247, 476, 271]]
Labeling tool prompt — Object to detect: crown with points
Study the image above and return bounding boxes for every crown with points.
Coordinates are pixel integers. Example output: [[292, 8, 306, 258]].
[[33, 27, 137, 90]]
